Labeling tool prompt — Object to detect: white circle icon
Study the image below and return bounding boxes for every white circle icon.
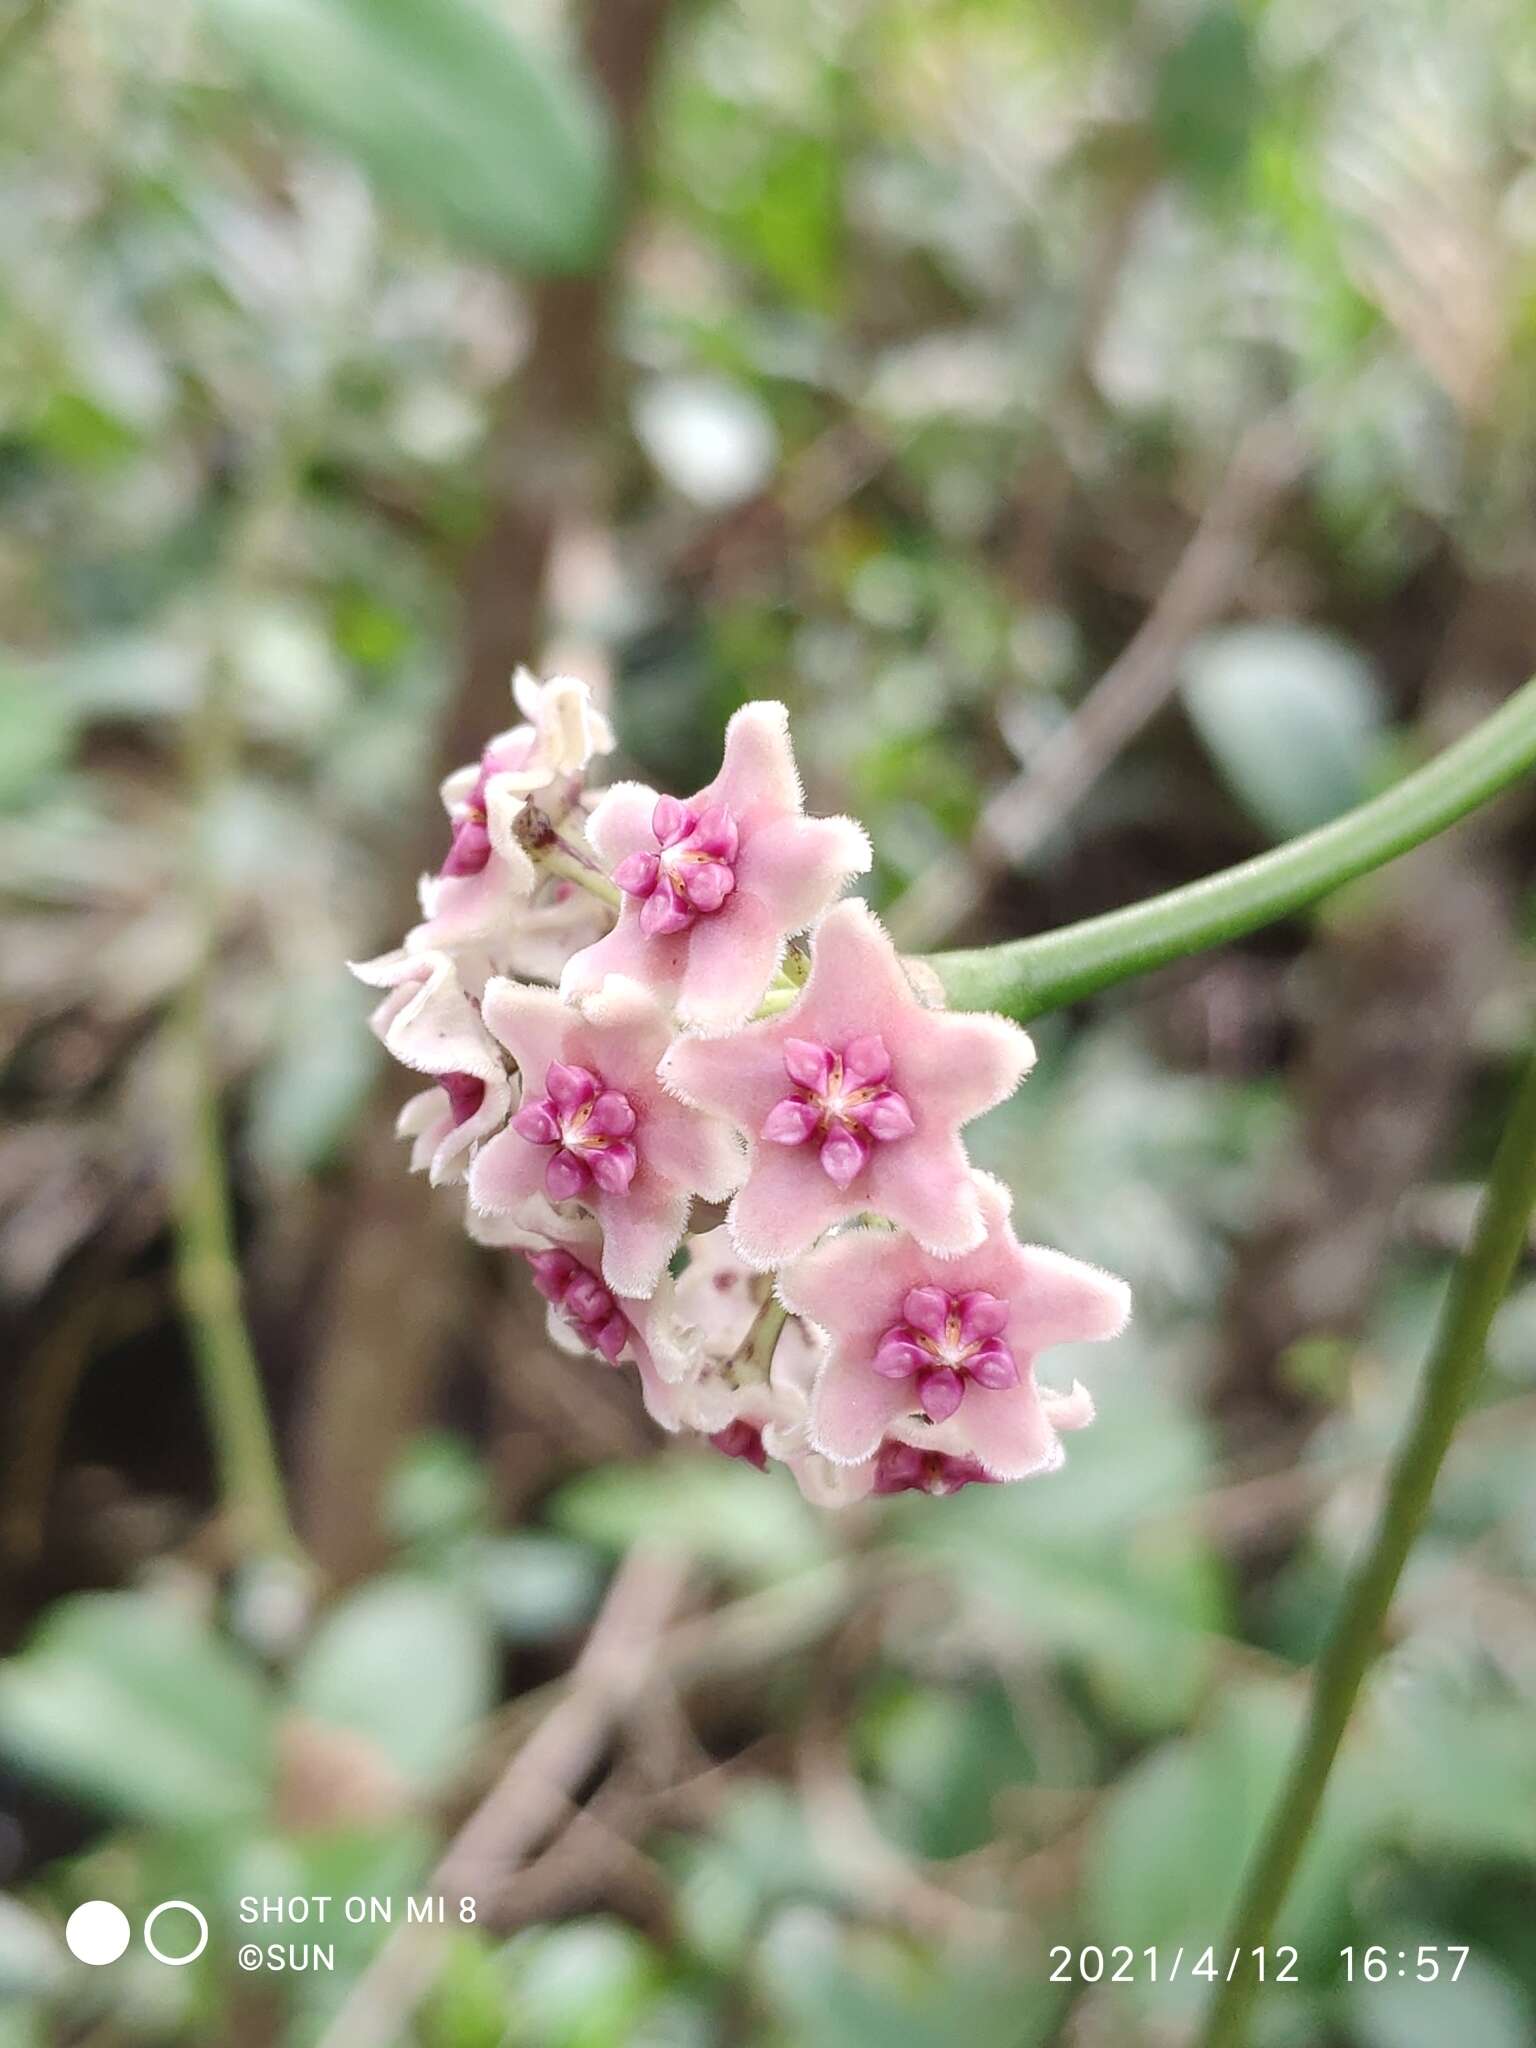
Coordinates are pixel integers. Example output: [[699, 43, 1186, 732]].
[[65, 1901, 131, 1966], [143, 1901, 209, 1966]]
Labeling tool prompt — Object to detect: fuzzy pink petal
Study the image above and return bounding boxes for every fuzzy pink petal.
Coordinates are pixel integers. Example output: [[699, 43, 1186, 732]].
[[777, 1225, 911, 1353], [479, 979, 572, 1083], [776, 900, 912, 1040], [585, 779, 665, 867], [642, 1105, 747, 1205], [596, 1178, 691, 1299], [726, 1147, 852, 1270], [659, 1027, 787, 1125], [427, 1074, 513, 1188], [891, 1009, 1036, 1126], [565, 975, 674, 1093], [809, 1357, 914, 1465], [627, 1329, 686, 1430], [397, 1089, 451, 1176], [1009, 1245, 1132, 1352], [468, 1122, 550, 1218], [954, 1379, 1063, 1482], [675, 892, 785, 1034], [352, 949, 506, 1090], [735, 812, 871, 932], [865, 1133, 986, 1257], [1043, 1379, 1096, 1432], [560, 908, 690, 1008], [703, 701, 801, 826]]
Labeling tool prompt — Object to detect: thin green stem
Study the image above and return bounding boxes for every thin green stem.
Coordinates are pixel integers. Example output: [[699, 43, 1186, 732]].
[[170, 998, 299, 1560], [926, 676, 1536, 1020], [169, 461, 301, 1563], [539, 840, 622, 909], [1197, 1041, 1536, 2048]]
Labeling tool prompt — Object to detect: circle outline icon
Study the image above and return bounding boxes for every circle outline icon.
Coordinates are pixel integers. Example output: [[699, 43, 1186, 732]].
[[65, 1900, 131, 1966], [143, 1900, 209, 1966]]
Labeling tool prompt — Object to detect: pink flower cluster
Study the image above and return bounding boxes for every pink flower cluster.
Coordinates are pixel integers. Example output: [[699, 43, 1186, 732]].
[[354, 676, 1129, 1503]]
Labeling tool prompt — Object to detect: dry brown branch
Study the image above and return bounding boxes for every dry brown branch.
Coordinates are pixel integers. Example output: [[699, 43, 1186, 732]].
[[296, 0, 681, 1583], [311, 1545, 690, 2048], [888, 405, 1308, 949], [797, 1720, 1014, 1945]]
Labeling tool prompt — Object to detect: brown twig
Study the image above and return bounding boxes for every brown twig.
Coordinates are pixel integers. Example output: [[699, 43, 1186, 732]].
[[888, 404, 1308, 949], [311, 1546, 690, 2048], [296, 0, 681, 1583]]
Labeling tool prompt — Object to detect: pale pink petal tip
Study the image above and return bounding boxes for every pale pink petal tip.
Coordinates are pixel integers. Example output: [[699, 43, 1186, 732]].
[[661, 898, 1036, 1262], [564, 701, 868, 1030], [785, 1172, 1129, 1483]]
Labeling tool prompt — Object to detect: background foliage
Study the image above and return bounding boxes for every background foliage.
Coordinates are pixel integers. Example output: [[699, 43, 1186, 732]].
[[2, 0, 1535, 2043]]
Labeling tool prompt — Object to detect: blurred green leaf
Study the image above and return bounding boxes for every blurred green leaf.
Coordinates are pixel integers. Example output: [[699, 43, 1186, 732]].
[[551, 1452, 828, 1584], [857, 1679, 1034, 1861], [1378, 1692, 1536, 1863], [1154, 11, 1258, 199], [469, 1534, 603, 1645], [0, 674, 82, 810], [672, 1785, 844, 1968], [1088, 1684, 1379, 2026], [0, 1901, 66, 2003], [419, 1931, 512, 2048], [1181, 623, 1389, 841], [246, 966, 382, 1178], [385, 1433, 491, 1553], [503, 1918, 665, 2048], [289, 1575, 495, 1790], [759, 1912, 1059, 2048], [895, 1374, 1226, 1728], [205, 0, 612, 271], [1341, 1934, 1531, 2048], [0, 1593, 275, 1827]]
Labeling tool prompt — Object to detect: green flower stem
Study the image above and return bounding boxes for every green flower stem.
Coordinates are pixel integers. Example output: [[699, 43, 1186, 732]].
[[925, 676, 1536, 1021], [539, 839, 623, 909], [170, 458, 301, 1564], [170, 992, 300, 1562], [1198, 1041, 1536, 2048]]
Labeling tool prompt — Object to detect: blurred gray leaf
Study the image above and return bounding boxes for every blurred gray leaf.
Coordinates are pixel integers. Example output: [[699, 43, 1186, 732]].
[[1343, 1938, 1531, 2048], [0, 1594, 275, 1827], [503, 1918, 663, 2046], [0, 675, 82, 811], [246, 966, 382, 1179], [290, 1575, 495, 1790], [1181, 623, 1388, 840], [0, 1900, 67, 2002], [894, 1373, 1224, 1728], [206, 0, 613, 273], [1088, 1683, 1379, 2027], [552, 1452, 828, 1584], [633, 376, 779, 507], [469, 1534, 603, 1645]]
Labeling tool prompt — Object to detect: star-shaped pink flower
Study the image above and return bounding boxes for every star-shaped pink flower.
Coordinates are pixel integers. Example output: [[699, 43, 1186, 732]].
[[562, 701, 870, 1034], [349, 947, 513, 1185], [660, 900, 1035, 1266], [779, 1173, 1129, 1479], [467, 975, 745, 1299], [468, 1197, 693, 1432], [411, 671, 614, 969]]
